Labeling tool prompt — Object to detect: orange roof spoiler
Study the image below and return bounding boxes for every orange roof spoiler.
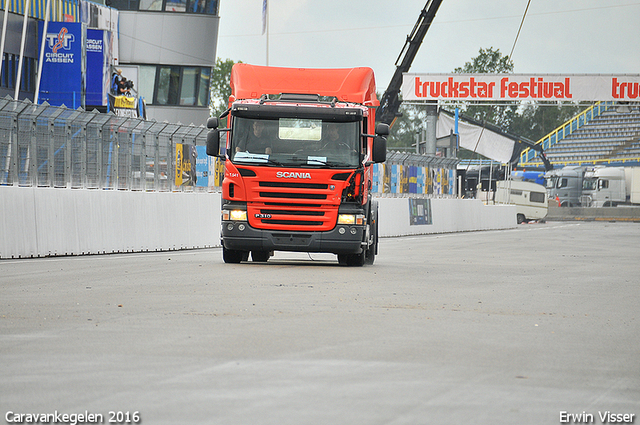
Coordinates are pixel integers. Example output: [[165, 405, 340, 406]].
[[230, 63, 379, 106]]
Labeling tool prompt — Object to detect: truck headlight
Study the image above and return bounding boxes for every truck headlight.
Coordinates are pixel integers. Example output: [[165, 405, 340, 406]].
[[223, 209, 247, 221], [338, 214, 365, 225]]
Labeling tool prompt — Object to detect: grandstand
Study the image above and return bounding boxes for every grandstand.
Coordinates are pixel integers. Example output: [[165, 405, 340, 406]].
[[520, 102, 640, 168]]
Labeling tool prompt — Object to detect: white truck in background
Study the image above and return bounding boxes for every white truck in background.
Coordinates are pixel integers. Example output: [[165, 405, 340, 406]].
[[580, 166, 640, 207]]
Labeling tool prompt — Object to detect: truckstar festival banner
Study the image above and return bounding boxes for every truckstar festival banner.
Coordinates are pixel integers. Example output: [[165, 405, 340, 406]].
[[402, 74, 640, 102]]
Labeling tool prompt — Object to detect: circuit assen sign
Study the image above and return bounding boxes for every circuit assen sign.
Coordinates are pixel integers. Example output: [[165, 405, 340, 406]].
[[402, 74, 640, 102]]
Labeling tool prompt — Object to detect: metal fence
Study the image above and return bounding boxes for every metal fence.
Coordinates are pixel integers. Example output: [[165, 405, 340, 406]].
[[374, 151, 459, 197], [0, 96, 209, 191], [0, 97, 460, 196]]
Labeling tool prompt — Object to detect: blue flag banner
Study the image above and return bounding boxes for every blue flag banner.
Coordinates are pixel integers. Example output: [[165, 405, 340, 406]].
[[86, 29, 110, 107], [38, 22, 85, 109]]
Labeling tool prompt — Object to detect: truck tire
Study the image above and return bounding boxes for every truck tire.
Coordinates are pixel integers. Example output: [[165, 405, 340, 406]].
[[337, 252, 365, 267], [346, 251, 366, 267], [223, 247, 246, 263], [517, 213, 526, 224], [251, 250, 270, 262], [365, 201, 379, 265]]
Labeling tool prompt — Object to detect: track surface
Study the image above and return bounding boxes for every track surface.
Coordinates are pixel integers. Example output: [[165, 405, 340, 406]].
[[1, 222, 638, 424]]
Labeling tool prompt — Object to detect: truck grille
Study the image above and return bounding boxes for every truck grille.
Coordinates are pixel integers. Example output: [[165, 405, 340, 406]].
[[247, 181, 338, 230], [259, 181, 328, 190], [259, 192, 327, 200]]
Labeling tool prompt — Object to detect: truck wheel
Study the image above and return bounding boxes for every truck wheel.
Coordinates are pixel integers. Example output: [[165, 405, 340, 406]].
[[346, 251, 366, 267], [223, 247, 246, 263], [364, 241, 376, 265], [337, 253, 364, 266], [251, 250, 270, 262], [517, 213, 526, 224], [365, 202, 379, 265]]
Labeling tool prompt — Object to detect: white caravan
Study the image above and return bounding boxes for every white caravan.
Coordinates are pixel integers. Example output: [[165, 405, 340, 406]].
[[494, 180, 549, 224]]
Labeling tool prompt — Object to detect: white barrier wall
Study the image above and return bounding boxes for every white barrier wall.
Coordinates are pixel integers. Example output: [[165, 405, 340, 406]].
[[377, 197, 516, 237], [0, 188, 515, 258], [0, 187, 221, 258]]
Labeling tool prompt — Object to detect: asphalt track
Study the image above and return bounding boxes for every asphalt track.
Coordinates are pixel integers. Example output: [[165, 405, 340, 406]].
[[1, 221, 638, 425]]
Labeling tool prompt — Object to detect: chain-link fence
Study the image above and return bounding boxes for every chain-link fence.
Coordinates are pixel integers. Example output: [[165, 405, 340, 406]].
[[0, 97, 210, 191]]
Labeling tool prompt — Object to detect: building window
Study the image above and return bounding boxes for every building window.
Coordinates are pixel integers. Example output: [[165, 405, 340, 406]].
[[138, 65, 156, 104], [108, 0, 217, 14], [21, 57, 35, 92], [198, 68, 210, 106], [108, 0, 140, 10], [2, 54, 36, 93], [156, 66, 180, 105], [180, 67, 198, 105], [133, 64, 210, 107], [164, 0, 186, 12], [138, 0, 162, 11]]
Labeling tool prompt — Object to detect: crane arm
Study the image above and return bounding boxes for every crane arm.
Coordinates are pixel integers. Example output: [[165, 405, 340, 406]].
[[376, 0, 443, 126]]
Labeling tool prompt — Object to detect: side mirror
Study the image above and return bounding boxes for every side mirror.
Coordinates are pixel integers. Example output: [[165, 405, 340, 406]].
[[372, 136, 387, 163], [207, 117, 219, 129], [375, 123, 390, 137], [206, 129, 222, 157]]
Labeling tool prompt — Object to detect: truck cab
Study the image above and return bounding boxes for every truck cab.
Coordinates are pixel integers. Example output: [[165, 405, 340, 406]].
[[207, 64, 387, 266], [581, 166, 626, 207], [544, 166, 585, 207]]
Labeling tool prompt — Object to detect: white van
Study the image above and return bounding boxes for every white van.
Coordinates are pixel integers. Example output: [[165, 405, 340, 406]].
[[494, 180, 548, 224]]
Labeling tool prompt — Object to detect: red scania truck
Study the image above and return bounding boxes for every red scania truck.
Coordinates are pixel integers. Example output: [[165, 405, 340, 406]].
[[206, 64, 388, 266]]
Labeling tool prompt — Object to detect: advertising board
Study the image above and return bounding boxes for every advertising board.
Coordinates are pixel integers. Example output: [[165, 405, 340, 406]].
[[403, 74, 640, 102], [38, 22, 85, 108]]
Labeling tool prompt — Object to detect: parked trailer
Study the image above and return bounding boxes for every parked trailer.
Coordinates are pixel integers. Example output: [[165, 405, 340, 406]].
[[494, 180, 548, 224]]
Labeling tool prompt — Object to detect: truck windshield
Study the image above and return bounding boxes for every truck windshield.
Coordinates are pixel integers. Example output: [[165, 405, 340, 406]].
[[230, 117, 360, 168], [583, 178, 597, 191], [545, 177, 556, 189]]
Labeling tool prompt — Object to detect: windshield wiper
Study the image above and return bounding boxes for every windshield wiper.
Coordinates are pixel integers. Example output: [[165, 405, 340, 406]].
[[265, 158, 283, 166], [234, 157, 283, 166]]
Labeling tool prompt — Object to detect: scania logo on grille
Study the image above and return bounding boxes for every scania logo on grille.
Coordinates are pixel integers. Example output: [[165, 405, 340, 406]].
[[276, 171, 311, 179]]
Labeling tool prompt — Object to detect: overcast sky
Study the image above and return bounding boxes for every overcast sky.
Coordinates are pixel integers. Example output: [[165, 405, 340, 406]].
[[215, 0, 640, 93]]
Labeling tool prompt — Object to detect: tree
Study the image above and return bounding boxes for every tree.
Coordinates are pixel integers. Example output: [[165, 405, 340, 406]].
[[453, 47, 514, 74], [509, 101, 581, 142], [385, 97, 428, 150], [209, 58, 241, 118], [453, 47, 515, 130]]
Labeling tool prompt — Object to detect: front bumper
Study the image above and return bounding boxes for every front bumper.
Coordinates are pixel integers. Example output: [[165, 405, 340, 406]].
[[221, 221, 365, 254]]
